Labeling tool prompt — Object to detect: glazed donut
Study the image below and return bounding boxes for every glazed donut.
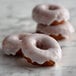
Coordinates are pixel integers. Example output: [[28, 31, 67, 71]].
[[21, 34, 62, 66], [2, 33, 31, 56], [32, 4, 70, 25], [36, 21, 75, 40]]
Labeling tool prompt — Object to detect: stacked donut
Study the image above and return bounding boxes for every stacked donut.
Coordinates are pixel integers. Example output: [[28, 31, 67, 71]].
[[32, 4, 75, 40], [2, 33, 62, 66]]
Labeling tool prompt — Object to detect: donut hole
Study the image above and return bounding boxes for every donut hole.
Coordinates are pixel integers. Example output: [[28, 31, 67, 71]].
[[36, 40, 50, 50], [49, 6, 58, 10]]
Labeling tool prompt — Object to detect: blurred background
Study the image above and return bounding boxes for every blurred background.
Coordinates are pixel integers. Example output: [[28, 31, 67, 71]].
[[0, 0, 76, 18], [0, 0, 76, 42]]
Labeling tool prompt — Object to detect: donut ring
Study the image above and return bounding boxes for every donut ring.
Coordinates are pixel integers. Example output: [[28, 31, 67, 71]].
[[36, 21, 75, 40], [2, 33, 31, 56], [32, 4, 70, 25], [22, 34, 62, 66]]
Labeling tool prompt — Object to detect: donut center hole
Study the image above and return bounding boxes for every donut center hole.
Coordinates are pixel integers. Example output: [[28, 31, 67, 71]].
[[36, 40, 50, 50], [49, 6, 58, 10]]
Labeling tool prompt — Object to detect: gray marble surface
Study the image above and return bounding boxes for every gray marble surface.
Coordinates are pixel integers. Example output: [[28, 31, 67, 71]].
[[0, 0, 76, 76]]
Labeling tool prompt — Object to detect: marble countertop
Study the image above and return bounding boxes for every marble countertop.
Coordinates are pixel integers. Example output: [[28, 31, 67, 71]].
[[0, 0, 76, 76]]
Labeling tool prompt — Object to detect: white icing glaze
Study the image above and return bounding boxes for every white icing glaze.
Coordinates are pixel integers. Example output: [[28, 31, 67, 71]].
[[2, 33, 31, 55], [2, 35, 21, 55], [22, 34, 62, 64], [37, 21, 75, 39], [32, 4, 70, 25]]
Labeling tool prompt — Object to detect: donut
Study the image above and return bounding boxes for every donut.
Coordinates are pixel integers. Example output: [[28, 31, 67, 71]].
[[32, 4, 70, 25], [2, 33, 31, 56], [36, 21, 75, 40], [21, 34, 62, 66]]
